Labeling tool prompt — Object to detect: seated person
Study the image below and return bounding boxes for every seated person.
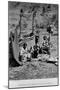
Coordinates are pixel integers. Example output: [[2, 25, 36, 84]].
[[27, 50, 31, 62], [41, 36, 50, 55], [39, 46, 42, 54], [20, 43, 28, 61], [32, 45, 38, 58], [18, 52, 22, 62]]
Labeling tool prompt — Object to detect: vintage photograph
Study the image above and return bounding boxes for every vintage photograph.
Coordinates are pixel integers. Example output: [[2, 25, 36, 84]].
[[8, 1, 58, 88]]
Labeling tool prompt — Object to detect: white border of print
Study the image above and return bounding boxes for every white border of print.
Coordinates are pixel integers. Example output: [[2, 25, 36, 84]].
[[9, 78, 58, 88], [8, 1, 59, 88]]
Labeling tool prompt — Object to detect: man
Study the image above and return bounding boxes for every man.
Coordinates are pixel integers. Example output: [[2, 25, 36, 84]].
[[42, 36, 50, 55], [32, 45, 39, 58], [47, 25, 53, 34], [20, 43, 28, 62]]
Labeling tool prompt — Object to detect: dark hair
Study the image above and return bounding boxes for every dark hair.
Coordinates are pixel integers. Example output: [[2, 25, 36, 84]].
[[20, 9, 23, 13], [43, 36, 47, 40], [23, 43, 27, 49]]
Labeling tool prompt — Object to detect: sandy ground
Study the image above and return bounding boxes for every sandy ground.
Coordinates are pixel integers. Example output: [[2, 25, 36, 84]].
[[9, 61, 58, 80]]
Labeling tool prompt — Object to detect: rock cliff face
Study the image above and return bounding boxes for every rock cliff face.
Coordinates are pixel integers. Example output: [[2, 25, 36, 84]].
[[8, 2, 58, 66]]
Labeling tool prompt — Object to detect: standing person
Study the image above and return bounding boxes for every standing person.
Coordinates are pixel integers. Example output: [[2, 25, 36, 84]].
[[30, 46, 34, 58], [18, 52, 22, 62], [21, 43, 28, 61], [39, 46, 42, 54], [35, 35, 39, 45]]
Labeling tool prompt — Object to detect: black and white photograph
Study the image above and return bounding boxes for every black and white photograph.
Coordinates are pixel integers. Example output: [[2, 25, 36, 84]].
[[8, 1, 59, 88]]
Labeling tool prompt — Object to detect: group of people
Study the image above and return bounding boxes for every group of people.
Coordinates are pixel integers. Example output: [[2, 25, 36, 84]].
[[18, 35, 50, 62]]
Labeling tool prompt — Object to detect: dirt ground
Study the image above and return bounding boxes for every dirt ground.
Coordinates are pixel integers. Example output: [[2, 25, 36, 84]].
[[9, 61, 58, 80]]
